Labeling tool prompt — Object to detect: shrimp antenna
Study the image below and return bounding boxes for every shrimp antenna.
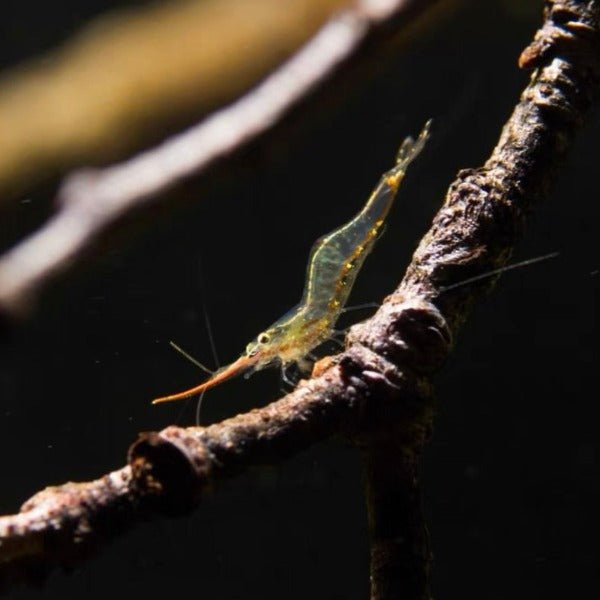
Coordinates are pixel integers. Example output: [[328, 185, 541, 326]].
[[340, 302, 379, 314], [168, 342, 211, 425], [169, 341, 213, 375], [193, 303, 219, 426], [439, 251, 559, 293], [202, 300, 220, 369], [194, 389, 207, 427], [196, 258, 219, 424]]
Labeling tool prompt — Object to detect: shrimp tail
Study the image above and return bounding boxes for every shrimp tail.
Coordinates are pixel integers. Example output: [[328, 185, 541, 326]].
[[395, 119, 432, 169], [384, 120, 431, 191], [152, 354, 257, 404]]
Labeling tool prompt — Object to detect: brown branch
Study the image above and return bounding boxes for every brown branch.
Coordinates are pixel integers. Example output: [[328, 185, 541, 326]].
[[0, 468, 135, 587], [362, 435, 432, 600], [1, 0, 599, 596], [0, 343, 436, 590], [353, 2, 600, 597], [0, 0, 446, 319]]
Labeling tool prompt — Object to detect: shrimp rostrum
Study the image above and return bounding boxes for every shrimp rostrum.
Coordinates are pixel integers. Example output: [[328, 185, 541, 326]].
[[153, 120, 431, 404]]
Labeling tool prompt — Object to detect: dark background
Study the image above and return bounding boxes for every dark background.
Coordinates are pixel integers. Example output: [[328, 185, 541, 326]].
[[1, 1, 598, 598]]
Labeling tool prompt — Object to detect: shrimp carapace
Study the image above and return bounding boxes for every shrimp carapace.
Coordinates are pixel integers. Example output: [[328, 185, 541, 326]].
[[152, 120, 431, 405]]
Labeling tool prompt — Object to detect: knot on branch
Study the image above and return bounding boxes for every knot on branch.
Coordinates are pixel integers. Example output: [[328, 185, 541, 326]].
[[128, 427, 212, 516], [346, 298, 452, 377], [519, 1, 600, 74]]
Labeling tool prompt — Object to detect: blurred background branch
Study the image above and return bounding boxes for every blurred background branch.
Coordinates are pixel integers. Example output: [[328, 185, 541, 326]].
[[0, 0, 453, 198], [0, 0, 453, 320], [0, 0, 349, 196]]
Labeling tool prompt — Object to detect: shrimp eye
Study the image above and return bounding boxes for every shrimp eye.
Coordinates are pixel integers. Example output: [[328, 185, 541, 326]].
[[258, 333, 270, 344]]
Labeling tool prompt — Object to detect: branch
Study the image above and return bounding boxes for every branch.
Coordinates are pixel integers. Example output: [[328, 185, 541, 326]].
[[0, 345, 435, 590], [0, 0, 445, 319], [363, 435, 432, 600], [355, 2, 600, 597], [1, 0, 599, 595], [0, 0, 350, 195]]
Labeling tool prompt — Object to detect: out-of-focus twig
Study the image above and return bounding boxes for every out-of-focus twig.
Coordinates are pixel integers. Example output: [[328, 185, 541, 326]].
[[0, 0, 446, 319], [0, 0, 350, 195], [1, 3, 598, 596]]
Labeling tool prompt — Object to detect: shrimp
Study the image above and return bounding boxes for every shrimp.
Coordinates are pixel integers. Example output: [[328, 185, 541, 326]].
[[152, 120, 431, 404]]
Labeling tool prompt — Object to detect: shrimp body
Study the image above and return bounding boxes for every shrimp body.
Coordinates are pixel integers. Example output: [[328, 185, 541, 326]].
[[153, 121, 430, 404]]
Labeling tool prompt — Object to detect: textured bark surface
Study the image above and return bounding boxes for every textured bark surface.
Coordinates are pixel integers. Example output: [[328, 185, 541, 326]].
[[351, 3, 600, 596]]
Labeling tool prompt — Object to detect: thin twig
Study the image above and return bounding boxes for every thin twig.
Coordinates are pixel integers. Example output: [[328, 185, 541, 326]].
[[0, 0, 599, 596]]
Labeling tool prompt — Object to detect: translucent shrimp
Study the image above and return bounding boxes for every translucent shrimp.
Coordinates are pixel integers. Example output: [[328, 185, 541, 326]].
[[152, 120, 431, 405]]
